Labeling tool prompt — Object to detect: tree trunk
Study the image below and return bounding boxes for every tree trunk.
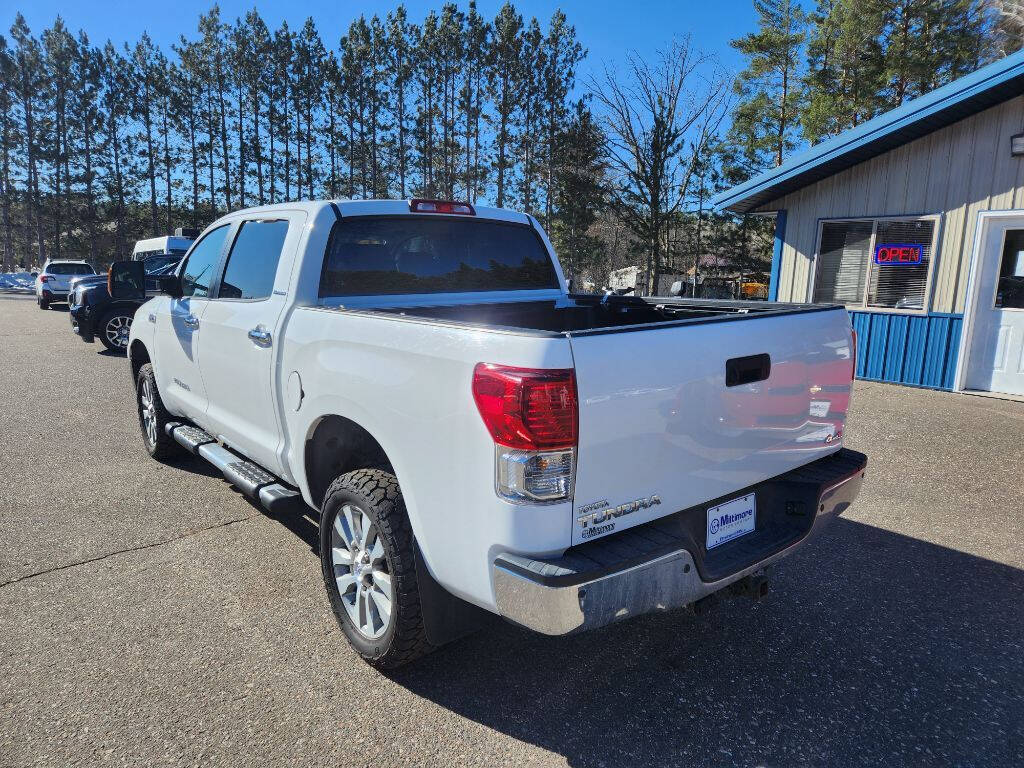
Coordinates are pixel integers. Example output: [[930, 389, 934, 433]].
[[236, 79, 246, 208], [217, 59, 231, 210], [162, 95, 172, 233], [83, 107, 98, 263], [144, 89, 158, 236]]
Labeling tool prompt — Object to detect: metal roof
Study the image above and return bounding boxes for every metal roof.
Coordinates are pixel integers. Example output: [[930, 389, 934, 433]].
[[712, 49, 1024, 213]]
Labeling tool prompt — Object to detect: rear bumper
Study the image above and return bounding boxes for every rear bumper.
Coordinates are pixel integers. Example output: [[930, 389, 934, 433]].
[[492, 448, 866, 635]]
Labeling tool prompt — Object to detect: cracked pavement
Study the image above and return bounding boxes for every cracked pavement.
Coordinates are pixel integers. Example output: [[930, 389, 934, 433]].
[[1, 294, 1022, 767]]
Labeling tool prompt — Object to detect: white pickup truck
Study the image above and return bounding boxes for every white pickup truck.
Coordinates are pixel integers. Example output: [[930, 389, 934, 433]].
[[114, 199, 867, 668]]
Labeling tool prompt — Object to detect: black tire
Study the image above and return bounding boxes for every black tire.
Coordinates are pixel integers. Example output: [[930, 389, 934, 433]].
[[135, 362, 183, 462], [38, 296, 49, 310], [320, 469, 433, 669], [98, 309, 133, 353]]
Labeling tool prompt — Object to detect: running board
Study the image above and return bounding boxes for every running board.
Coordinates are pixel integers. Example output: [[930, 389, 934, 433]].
[[165, 422, 302, 514]]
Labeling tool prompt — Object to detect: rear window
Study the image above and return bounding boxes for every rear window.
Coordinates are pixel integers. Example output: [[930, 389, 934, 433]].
[[319, 216, 559, 297], [47, 263, 94, 275]]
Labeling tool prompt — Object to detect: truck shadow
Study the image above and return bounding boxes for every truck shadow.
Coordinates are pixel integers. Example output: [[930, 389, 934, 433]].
[[381, 518, 1022, 767]]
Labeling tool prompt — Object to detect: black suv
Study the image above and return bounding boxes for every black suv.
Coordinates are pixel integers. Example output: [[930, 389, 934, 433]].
[[69, 256, 181, 352]]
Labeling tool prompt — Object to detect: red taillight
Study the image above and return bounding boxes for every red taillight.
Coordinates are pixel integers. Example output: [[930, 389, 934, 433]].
[[410, 198, 475, 215], [472, 364, 578, 451], [850, 330, 858, 380], [40, 275, 52, 283]]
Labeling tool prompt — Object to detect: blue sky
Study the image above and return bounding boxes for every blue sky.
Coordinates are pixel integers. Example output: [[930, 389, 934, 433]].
[[0, 0, 756, 85]]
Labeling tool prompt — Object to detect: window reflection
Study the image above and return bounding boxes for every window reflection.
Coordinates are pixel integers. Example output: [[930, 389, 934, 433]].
[[996, 230, 1024, 309]]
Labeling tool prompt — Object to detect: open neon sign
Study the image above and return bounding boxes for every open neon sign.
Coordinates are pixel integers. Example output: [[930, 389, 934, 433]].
[[874, 243, 923, 265]]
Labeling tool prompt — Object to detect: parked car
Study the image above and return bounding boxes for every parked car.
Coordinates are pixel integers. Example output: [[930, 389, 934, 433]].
[[131, 235, 194, 261], [35, 260, 96, 309], [114, 199, 867, 669], [70, 257, 181, 352]]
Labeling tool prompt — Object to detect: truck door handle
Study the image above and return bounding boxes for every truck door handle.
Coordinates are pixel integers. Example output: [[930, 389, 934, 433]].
[[248, 326, 272, 347], [726, 353, 771, 387], [183, 314, 199, 329]]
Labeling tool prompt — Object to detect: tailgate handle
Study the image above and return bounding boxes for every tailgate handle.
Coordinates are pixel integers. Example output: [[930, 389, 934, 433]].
[[726, 353, 771, 387]]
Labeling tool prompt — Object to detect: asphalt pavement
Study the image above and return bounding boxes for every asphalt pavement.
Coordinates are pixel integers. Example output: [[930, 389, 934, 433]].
[[1, 293, 1022, 767]]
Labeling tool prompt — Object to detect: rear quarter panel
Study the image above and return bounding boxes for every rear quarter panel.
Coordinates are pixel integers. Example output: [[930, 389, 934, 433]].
[[280, 308, 575, 610]]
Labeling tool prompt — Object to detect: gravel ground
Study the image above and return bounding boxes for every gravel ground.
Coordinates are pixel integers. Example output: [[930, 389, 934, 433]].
[[1, 294, 1022, 768]]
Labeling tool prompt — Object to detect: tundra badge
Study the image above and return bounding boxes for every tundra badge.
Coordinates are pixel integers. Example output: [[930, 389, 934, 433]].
[[577, 495, 661, 529]]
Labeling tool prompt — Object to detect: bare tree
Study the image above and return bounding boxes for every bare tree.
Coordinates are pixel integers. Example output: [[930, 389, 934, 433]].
[[590, 38, 729, 295]]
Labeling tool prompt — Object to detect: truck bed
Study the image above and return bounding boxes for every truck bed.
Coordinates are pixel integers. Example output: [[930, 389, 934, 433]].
[[375, 294, 836, 335]]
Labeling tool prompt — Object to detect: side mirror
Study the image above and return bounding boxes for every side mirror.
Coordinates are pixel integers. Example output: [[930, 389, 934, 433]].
[[108, 261, 146, 300]]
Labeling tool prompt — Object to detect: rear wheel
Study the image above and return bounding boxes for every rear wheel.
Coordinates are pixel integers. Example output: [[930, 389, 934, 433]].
[[320, 469, 433, 669], [99, 310, 133, 352], [38, 295, 49, 310], [135, 363, 183, 461]]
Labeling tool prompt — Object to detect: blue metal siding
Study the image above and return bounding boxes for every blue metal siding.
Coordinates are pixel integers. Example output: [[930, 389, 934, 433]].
[[768, 210, 786, 301], [850, 311, 963, 390]]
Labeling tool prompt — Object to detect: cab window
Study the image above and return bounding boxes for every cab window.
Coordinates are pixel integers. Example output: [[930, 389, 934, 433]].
[[180, 225, 231, 298], [218, 219, 289, 300]]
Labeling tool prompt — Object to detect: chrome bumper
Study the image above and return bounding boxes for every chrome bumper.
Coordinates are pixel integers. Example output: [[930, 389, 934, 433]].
[[493, 464, 865, 636]]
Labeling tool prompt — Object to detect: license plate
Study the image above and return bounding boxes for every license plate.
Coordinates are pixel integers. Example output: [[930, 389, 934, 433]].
[[706, 493, 756, 549]]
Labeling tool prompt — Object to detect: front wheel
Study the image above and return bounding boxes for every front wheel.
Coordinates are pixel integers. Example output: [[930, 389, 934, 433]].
[[99, 310, 133, 352], [320, 469, 433, 669], [135, 363, 184, 462]]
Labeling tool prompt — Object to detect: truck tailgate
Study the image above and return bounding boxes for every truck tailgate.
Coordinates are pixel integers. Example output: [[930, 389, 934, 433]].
[[569, 307, 854, 545]]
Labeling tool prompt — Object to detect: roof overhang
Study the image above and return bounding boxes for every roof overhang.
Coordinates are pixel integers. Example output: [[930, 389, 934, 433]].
[[712, 49, 1024, 213]]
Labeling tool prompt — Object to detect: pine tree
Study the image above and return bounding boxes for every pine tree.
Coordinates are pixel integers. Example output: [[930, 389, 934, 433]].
[[199, 7, 232, 210], [272, 22, 294, 202], [550, 100, 605, 286], [11, 14, 46, 266], [488, 3, 522, 208], [0, 4, 597, 268], [101, 41, 132, 260], [294, 18, 325, 199], [802, 0, 885, 142], [541, 10, 584, 226], [802, 0, 995, 143], [42, 18, 77, 258], [0, 35, 16, 270], [516, 18, 543, 215], [130, 33, 162, 235], [730, 0, 806, 170], [173, 36, 207, 223], [72, 33, 104, 260], [230, 18, 249, 207], [155, 53, 175, 232], [459, 1, 488, 202], [386, 6, 415, 199]]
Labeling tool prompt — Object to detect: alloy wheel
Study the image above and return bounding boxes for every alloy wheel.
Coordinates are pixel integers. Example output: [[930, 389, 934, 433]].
[[330, 503, 393, 639], [139, 377, 158, 448], [105, 315, 133, 349]]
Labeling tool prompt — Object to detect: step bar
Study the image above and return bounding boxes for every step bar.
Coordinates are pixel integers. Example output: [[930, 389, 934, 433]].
[[165, 422, 303, 514]]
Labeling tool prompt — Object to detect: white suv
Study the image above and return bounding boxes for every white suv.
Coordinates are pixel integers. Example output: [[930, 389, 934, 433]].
[[35, 260, 96, 309]]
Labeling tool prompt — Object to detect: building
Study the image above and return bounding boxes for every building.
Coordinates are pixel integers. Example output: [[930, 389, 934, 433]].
[[608, 265, 640, 293], [713, 50, 1024, 398]]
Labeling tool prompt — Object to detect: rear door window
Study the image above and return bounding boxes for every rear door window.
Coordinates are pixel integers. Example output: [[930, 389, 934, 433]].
[[319, 216, 560, 297], [218, 219, 289, 300], [181, 225, 231, 298]]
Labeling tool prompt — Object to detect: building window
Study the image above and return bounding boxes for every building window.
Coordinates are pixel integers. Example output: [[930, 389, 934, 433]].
[[813, 216, 938, 311]]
